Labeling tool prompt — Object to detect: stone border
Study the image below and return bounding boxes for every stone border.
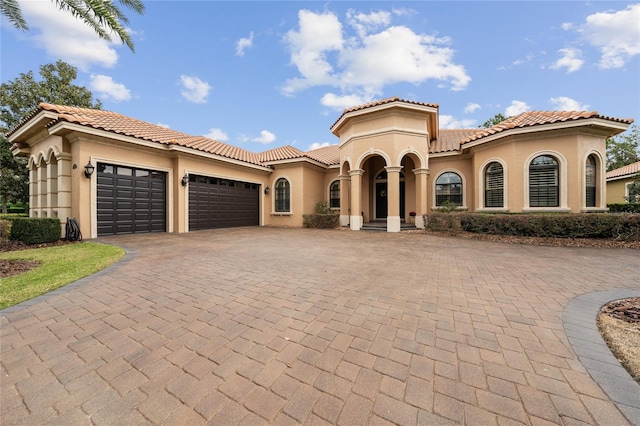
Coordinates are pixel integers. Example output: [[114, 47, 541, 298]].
[[0, 244, 136, 316], [563, 289, 640, 426]]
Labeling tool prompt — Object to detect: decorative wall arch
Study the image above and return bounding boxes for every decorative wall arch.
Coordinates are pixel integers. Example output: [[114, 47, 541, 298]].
[[45, 146, 61, 164], [355, 149, 392, 170], [396, 148, 425, 170]]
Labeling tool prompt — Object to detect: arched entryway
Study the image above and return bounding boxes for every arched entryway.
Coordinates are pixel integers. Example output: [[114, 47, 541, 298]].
[[373, 169, 405, 220]]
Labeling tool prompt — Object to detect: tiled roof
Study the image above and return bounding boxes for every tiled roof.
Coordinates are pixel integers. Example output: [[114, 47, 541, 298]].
[[606, 161, 640, 180], [331, 97, 439, 130], [16, 103, 265, 165], [304, 144, 340, 165], [431, 129, 481, 154], [258, 145, 305, 163], [461, 111, 634, 145]]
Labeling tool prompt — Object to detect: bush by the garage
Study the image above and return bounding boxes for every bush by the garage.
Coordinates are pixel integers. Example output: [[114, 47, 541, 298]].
[[424, 213, 639, 241], [607, 203, 640, 213], [7, 218, 61, 244]]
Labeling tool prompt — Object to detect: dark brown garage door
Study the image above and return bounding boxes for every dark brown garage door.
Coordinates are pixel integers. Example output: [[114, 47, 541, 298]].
[[189, 175, 259, 230], [97, 163, 166, 236]]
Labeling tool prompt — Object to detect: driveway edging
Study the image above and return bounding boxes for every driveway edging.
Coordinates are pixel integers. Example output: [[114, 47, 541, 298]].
[[563, 289, 640, 426], [0, 243, 136, 316]]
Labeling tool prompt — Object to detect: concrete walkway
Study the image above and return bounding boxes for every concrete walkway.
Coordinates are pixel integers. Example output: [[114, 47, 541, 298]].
[[1, 228, 638, 425]]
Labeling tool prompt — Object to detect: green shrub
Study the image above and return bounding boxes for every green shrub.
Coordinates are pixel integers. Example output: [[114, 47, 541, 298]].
[[607, 203, 640, 213], [314, 200, 332, 215], [0, 220, 11, 241], [7, 218, 62, 244], [424, 213, 640, 241]]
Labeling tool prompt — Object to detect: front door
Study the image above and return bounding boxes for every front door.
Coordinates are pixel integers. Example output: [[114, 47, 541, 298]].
[[375, 182, 387, 219]]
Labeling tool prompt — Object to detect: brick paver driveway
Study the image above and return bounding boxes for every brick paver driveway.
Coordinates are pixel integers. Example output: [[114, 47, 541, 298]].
[[2, 228, 639, 425]]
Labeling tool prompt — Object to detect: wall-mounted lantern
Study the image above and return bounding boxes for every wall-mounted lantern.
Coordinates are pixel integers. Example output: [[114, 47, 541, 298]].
[[181, 174, 189, 187], [84, 161, 95, 178], [264, 186, 270, 195]]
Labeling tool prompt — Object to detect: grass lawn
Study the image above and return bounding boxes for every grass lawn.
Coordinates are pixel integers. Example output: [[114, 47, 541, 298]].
[[0, 242, 125, 310]]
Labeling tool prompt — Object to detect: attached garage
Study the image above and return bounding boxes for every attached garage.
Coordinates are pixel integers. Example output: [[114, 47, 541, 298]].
[[189, 175, 260, 230], [97, 163, 166, 236]]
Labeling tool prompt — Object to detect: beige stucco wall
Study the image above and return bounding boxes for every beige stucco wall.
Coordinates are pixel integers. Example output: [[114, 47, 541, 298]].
[[464, 130, 607, 213], [607, 178, 633, 204]]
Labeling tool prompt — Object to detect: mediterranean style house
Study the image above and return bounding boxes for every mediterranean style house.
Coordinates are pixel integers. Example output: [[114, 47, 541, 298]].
[[606, 161, 640, 204], [7, 97, 633, 238]]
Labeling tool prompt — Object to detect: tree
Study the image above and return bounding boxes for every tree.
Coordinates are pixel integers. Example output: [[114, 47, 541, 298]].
[[479, 113, 508, 128], [0, 60, 102, 213], [1, 0, 144, 52], [627, 173, 640, 203], [606, 125, 640, 171]]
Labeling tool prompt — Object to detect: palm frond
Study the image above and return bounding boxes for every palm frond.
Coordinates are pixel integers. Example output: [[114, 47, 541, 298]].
[[0, 0, 28, 30]]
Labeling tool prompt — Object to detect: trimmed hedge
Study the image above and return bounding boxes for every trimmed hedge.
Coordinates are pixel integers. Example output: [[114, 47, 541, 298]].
[[7, 218, 61, 244], [424, 213, 639, 241], [302, 213, 339, 229], [607, 203, 640, 213]]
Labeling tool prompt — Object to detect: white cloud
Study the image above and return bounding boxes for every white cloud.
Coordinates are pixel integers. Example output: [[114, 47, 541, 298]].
[[157, 123, 170, 128], [561, 22, 573, 31], [251, 130, 276, 144], [347, 9, 392, 38], [282, 9, 470, 100], [236, 32, 254, 57], [89, 75, 131, 102], [464, 103, 481, 114], [205, 128, 229, 141], [17, 0, 119, 70], [505, 100, 531, 116], [321, 93, 370, 111], [180, 75, 211, 104], [308, 142, 331, 150], [439, 115, 476, 129], [580, 4, 640, 69], [549, 96, 589, 111], [550, 48, 584, 73]]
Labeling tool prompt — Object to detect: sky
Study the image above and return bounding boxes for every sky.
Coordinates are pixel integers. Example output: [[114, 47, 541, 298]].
[[1, 1, 639, 153]]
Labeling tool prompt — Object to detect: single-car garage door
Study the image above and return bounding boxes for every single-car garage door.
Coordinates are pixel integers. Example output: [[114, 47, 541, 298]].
[[189, 175, 259, 230], [97, 163, 166, 236]]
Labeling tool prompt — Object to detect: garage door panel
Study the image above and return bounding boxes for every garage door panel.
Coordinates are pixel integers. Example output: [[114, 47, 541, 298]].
[[189, 175, 258, 230], [97, 163, 166, 236]]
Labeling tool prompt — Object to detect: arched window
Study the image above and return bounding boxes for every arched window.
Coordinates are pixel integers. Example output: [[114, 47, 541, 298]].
[[529, 155, 559, 207], [275, 178, 290, 212], [435, 172, 462, 206], [329, 181, 340, 208], [484, 162, 504, 208], [585, 155, 596, 207]]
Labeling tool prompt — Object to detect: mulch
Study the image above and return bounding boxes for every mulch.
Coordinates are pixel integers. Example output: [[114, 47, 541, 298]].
[[600, 298, 640, 323]]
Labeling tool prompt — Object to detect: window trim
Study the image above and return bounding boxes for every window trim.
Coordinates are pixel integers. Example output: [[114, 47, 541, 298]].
[[523, 151, 569, 212], [433, 169, 467, 210], [329, 180, 340, 209], [478, 159, 508, 212], [273, 176, 292, 214]]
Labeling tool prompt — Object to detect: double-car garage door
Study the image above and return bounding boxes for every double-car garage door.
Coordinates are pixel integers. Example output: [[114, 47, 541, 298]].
[[188, 175, 260, 230], [96, 164, 259, 235]]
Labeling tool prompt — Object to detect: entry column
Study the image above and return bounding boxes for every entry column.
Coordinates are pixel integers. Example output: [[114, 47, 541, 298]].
[[413, 168, 429, 228], [349, 169, 364, 230], [339, 174, 350, 227], [386, 166, 403, 232]]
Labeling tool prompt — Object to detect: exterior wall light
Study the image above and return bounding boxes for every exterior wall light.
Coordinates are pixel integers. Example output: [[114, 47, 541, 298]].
[[264, 186, 270, 195], [84, 161, 95, 178], [181, 174, 189, 187]]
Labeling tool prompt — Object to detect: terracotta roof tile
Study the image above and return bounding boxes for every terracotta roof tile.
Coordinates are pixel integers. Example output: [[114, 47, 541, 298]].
[[16, 103, 265, 166], [258, 145, 305, 163], [606, 161, 640, 180], [304, 144, 340, 165], [331, 97, 439, 130], [461, 111, 634, 145], [431, 129, 481, 154]]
